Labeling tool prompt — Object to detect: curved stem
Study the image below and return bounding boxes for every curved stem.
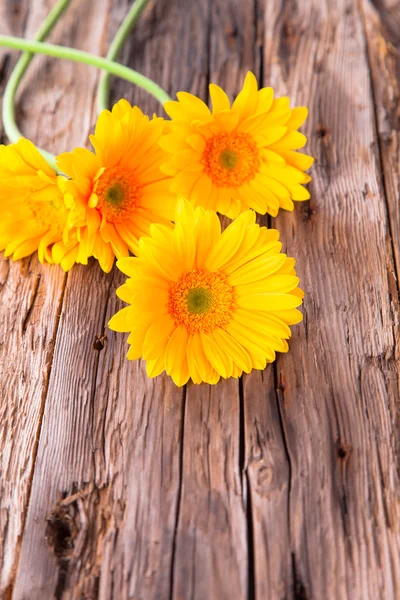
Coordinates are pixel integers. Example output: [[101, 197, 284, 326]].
[[97, 0, 152, 113], [2, 0, 71, 169], [0, 37, 172, 115]]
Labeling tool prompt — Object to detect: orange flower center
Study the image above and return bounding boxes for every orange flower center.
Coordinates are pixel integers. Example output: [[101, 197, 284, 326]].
[[94, 166, 142, 223], [168, 269, 235, 334], [202, 132, 260, 188]]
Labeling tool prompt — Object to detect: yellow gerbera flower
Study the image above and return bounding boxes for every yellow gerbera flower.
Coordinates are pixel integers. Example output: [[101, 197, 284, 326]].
[[108, 199, 304, 386], [0, 139, 86, 270], [57, 99, 176, 273], [160, 72, 313, 219]]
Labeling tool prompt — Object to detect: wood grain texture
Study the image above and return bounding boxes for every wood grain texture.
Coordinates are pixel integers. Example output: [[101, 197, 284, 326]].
[[254, 0, 400, 598], [0, 0, 400, 598], [361, 0, 400, 280]]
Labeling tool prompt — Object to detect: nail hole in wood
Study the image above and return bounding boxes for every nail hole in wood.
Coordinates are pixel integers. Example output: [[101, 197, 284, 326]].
[[93, 335, 107, 351], [316, 124, 329, 139], [337, 442, 352, 460]]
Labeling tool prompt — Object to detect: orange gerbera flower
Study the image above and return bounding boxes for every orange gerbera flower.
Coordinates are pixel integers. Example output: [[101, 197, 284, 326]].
[[0, 139, 87, 270], [160, 72, 313, 218], [57, 99, 176, 273], [109, 199, 303, 386]]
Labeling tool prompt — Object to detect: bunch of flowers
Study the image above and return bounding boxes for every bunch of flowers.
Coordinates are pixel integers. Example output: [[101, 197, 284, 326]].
[[0, 0, 313, 386]]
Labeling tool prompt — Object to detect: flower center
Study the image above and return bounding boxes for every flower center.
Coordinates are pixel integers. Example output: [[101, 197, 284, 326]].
[[168, 269, 235, 334], [106, 182, 125, 206], [94, 165, 142, 223], [219, 149, 239, 171], [186, 287, 213, 314], [202, 132, 260, 188]]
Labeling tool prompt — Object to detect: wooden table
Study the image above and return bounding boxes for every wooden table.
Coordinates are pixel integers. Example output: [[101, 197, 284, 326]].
[[1, 0, 400, 598]]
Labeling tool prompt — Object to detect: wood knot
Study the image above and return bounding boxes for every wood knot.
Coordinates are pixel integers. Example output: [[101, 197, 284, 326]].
[[225, 25, 239, 48], [248, 459, 277, 495], [337, 441, 352, 461], [256, 464, 274, 488], [282, 21, 297, 40], [46, 505, 78, 559]]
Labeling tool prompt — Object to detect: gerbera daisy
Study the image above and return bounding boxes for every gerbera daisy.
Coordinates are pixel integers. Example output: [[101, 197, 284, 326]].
[[108, 199, 304, 386], [0, 138, 87, 270], [160, 71, 313, 219], [57, 99, 176, 273]]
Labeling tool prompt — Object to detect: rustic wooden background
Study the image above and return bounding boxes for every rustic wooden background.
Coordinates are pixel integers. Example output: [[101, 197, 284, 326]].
[[1, 0, 400, 598]]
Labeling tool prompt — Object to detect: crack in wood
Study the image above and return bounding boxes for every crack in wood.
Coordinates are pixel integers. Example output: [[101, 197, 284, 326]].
[[244, 469, 256, 600], [291, 552, 308, 600], [336, 438, 353, 555], [21, 274, 41, 335], [273, 362, 303, 600], [169, 386, 187, 600], [238, 378, 245, 483], [239, 377, 255, 599]]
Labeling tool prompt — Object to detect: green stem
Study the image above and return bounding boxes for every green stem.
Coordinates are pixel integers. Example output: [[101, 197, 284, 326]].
[[1, 34, 171, 172], [97, 0, 152, 113], [0, 37, 172, 113], [2, 0, 71, 169]]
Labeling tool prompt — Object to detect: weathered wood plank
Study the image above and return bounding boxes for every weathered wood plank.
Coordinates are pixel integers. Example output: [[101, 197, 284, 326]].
[[169, 2, 261, 598], [243, 369, 292, 600], [11, 1, 228, 599], [0, 0, 94, 594], [0, 259, 66, 597], [171, 382, 247, 600], [242, 0, 400, 598], [361, 0, 400, 283], [0, 0, 116, 596], [13, 264, 113, 598]]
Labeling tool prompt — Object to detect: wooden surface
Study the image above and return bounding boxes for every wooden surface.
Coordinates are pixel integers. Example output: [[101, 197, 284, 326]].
[[1, 0, 400, 598]]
